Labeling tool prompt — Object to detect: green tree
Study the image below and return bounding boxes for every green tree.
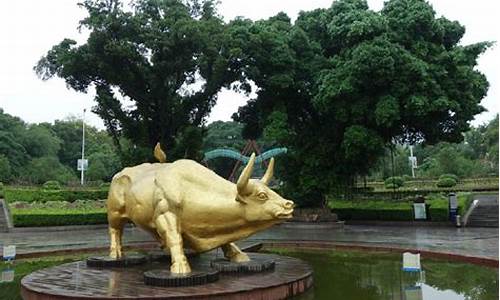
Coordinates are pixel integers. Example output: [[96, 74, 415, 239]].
[[0, 155, 12, 182], [20, 124, 61, 158], [35, 0, 241, 162], [20, 156, 77, 184], [86, 149, 121, 182], [0, 109, 29, 176], [232, 0, 490, 205]]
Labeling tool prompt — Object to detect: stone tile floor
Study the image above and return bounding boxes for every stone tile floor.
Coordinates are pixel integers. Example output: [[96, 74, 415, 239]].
[[0, 224, 497, 260]]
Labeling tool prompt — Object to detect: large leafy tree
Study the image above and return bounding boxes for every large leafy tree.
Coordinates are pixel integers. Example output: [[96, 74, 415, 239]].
[[35, 0, 240, 162], [232, 0, 490, 205]]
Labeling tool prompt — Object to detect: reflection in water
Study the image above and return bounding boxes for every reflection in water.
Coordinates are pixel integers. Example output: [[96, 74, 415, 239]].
[[1, 250, 498, 300], [287, 250, 498, 300], [1, 268, 15, 283]]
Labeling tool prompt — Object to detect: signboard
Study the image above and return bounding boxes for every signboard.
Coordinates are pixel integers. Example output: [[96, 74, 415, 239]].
[[2, 245, 16, 261], [449, 193, 458, 210], [0, 269, 14, 283], [404, 286, 423, 300], [413, 203, 426, 220], [403, 252, 421, 272], [77, 159, 88, 171]]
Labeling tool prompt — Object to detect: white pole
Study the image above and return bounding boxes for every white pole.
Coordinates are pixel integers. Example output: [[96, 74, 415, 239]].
[[409, 145, 415, 178], [81, 108, 86, 186]]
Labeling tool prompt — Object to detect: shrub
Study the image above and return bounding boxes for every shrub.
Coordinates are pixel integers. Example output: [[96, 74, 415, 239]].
[[439, 174, 459, 182], [4, 188, 109, 203], [0, 182, 3, 198], [384, 176, 405, 189], [384, 177, 404, 189], [436, 177, 457, 188], [42, 180, 62, 190], [12, 211, 107, 227]]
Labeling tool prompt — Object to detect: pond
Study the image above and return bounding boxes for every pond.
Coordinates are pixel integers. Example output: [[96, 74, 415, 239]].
[[0, 249, 497, 300], [279, 249, 498, 300]]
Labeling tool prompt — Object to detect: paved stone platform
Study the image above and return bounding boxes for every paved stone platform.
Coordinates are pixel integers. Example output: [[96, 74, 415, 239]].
[[0, 223, 497, 260], [21, 253, 313, 300]]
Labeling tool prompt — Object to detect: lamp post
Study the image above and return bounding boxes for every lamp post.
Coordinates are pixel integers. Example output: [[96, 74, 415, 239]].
[[80, 108, 86, 185]]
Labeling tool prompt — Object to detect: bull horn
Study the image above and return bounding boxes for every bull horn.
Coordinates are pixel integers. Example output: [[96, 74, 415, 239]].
[[237, 153, 256, 195], [261, 157, 274, 185], [154, 142, 167, 163]]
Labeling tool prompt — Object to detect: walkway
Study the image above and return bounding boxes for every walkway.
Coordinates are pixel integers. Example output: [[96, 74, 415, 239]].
[[0, 224, 497, 260]]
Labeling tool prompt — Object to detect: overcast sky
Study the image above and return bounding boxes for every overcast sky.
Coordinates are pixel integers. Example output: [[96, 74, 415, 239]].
[[1, 0, 498, 129]]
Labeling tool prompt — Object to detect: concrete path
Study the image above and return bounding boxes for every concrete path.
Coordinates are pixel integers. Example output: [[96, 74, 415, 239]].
[[0, 224, 497, 260]]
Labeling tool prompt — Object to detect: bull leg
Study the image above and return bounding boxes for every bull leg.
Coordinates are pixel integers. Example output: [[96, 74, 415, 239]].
[[108, 218, 126, 259], [222, 242, 250, 262], [155, 212, 191, 274]]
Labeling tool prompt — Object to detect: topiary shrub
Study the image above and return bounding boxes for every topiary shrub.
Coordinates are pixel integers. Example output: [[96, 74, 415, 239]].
[[42, 181, 62, 190], [436, 177, 457, 188], [384, 176, 404, 189], [439, 174, 459, 182]]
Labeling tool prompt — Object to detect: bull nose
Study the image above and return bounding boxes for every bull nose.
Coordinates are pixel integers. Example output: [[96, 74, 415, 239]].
[[284, 200, 294, 209]]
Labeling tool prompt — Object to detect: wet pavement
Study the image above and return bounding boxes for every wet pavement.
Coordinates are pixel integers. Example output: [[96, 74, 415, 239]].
[[0, 224, 497, 260]]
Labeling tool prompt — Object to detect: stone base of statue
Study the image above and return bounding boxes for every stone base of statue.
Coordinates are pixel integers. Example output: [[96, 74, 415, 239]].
[[21, 253, 313, 300], [210, 255, 275, 273], [144, 267, 219, 287], [147, 249, 197, 262], [86, 254, 147, 268]]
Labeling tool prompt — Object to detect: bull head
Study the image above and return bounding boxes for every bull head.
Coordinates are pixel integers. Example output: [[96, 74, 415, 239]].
[[236, 153, 294, 221]]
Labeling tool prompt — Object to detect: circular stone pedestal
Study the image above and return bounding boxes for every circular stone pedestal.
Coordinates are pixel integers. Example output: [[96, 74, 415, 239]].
[[86, 254, 147, 268], [21, 253, 313, 300], [147, 249, 197, 262], [210, 255, 275, 273], [144, 267, 219, 287]]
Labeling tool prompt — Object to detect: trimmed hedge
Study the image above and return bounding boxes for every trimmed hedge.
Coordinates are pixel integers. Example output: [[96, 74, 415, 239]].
[[4, 188, 108, 203], [330, 193, 472, 222], [11, 209, 107, 227]]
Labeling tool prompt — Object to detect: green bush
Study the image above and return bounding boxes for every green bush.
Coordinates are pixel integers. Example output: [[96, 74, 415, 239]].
[[42, 180, 62, 190], [12, 212, 107, 227], [0, 182, 4, 198], [329, 193, 471, 222], [436, 177, 457, 188], [384, 177, 404, 189], [439, 174, 459, 181], [4, 188, 109, 203]]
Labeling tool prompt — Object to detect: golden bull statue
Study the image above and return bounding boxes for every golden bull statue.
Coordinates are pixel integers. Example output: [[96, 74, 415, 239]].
[[106, 144, 294, 274]]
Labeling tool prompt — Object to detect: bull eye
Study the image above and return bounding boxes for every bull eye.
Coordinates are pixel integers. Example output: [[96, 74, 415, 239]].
[[257, 192, 268, 201]]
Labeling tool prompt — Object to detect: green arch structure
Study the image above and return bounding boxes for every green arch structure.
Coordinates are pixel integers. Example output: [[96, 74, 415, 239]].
[[203, 148, 288, 164]]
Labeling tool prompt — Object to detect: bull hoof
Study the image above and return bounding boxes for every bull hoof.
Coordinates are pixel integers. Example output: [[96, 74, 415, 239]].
[[109, 252, 122, 260], [230, 252, 250, 263], [170, 261, 191, 274]]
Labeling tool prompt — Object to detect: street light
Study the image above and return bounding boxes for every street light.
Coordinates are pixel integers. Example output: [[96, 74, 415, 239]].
[[77, 108, 88, 185]]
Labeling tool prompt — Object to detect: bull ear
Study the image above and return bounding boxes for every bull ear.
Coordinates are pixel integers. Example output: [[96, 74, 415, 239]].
[[237, 153, 256, 195], [261, 158, 274, 185]]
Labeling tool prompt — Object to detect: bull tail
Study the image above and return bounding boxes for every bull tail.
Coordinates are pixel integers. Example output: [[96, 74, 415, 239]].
[[154, 142, 167, 163], [106, 174, 131, 217]]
